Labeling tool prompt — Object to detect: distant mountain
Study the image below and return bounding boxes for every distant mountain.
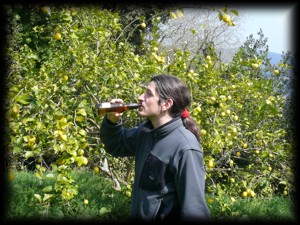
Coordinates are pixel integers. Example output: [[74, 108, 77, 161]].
[[217, 48, 283, 65]]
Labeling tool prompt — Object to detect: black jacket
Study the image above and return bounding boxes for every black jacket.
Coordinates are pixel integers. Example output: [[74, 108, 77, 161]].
[[100, 116, 210, 222]]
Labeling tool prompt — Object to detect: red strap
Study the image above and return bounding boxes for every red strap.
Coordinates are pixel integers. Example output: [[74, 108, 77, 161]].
[[181, 108, 190, 118]]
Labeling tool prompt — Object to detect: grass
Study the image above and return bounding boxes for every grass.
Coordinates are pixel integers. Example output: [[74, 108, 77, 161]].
[[233, 196, 296, 221], [4, 169, 131, 222], [3, 169, 297, 222], [208, 194, 296, 222]]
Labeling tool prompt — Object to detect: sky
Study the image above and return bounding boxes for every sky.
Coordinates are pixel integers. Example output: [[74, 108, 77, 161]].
[[238, 5, 296, 54]]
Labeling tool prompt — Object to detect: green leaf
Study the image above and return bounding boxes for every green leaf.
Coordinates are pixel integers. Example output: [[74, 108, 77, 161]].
[[51, 164, 58, 171], [34, 194, 42, 203], [68, 187, 78, 195], [76, 156, 88, 167], [24, 151, 34, 159], [13, 147, 22, 154], [190, 29, 196, 35], [15, 94, 31, 105], [70, 33, 78, 39], [43, 194, 54, 202], [78, 129, 86, 137], [42, 185, 53, 192], [22, 118, 36, 123], [28, 53, 39, 60], [35, 170, 43, 179], [230, 9, 239, 16], [76, 116, 85, 122], [99, 207, 109, 215], [218, 12, 223, 21], [279, 180, 287, 185], [54, 111, 64, 120], [77, 108, 87, 117], [46, 173, 55, 179], [216, 183, 225, 196]]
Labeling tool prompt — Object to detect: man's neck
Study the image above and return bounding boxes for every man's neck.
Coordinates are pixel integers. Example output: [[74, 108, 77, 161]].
[[150, 114, 173, 129]]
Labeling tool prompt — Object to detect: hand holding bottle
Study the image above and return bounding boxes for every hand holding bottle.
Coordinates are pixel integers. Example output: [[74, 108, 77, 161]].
[[106, 99, 124, 124], [97, 98, 141, 123]]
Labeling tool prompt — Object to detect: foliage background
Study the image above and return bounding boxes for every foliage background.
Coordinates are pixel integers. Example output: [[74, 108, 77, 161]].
[[2, 3, 296, 217]]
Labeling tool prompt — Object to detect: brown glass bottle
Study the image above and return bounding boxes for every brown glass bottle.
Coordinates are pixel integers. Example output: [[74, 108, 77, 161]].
[[97, 102, 141, 115]]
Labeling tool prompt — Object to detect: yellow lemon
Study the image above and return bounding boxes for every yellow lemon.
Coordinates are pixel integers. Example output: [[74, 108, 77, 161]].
[[141, 22, 146, 28], [207, 198, 214, 204], [54, 33, 62, 40], [222, 14, 231, 22], [208, 160, 214, 168], [93, 166, 100, 173]]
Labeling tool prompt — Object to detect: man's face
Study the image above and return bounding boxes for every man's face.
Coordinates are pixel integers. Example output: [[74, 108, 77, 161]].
[[137, 81, 162, 120]]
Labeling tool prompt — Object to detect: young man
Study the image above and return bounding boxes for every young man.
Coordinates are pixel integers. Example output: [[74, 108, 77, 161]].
[[100, 74, 210, 222]]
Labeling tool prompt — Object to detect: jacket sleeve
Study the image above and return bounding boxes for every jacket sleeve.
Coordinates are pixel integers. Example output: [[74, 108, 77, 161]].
[[99, 115, 138, 157], [175, 149, 210, 222]]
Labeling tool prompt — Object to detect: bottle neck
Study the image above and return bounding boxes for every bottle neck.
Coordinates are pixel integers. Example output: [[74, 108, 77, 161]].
[[97, 102, 140, 109], [127, 103, 141, 109]]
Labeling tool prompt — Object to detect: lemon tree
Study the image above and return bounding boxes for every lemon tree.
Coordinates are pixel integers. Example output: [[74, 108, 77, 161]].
[[5, 4, 171, 204]]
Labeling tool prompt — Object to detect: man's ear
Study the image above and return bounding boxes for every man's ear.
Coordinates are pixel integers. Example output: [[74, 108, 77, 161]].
[[162, 98, 173, 112]]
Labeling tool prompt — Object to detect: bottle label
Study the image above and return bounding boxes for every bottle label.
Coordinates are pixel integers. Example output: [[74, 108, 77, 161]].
[[101, 102, 111, 108]]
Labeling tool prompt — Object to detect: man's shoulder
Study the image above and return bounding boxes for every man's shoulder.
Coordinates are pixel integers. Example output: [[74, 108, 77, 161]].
[[174, 125, 200, 147]]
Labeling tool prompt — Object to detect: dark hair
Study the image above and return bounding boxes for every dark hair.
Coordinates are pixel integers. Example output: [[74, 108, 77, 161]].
[[151, 74, 201, 141]]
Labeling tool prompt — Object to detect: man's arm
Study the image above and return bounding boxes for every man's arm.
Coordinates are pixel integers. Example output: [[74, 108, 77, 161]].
[[100, 115, 137, 157]]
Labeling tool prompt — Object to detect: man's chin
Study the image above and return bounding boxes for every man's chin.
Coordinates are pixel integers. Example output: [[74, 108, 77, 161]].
[[137, 111, 147, 118]]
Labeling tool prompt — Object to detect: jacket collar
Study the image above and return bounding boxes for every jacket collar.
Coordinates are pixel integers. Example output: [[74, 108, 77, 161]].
[[142, 117, 182, 138]]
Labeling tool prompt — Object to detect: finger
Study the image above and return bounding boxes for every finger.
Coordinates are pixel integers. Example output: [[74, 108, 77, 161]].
[[107, 111, 123, 117], [110, 99, 123, 104], [115, 99, 123, 103], [110, 99, 117, 103]]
